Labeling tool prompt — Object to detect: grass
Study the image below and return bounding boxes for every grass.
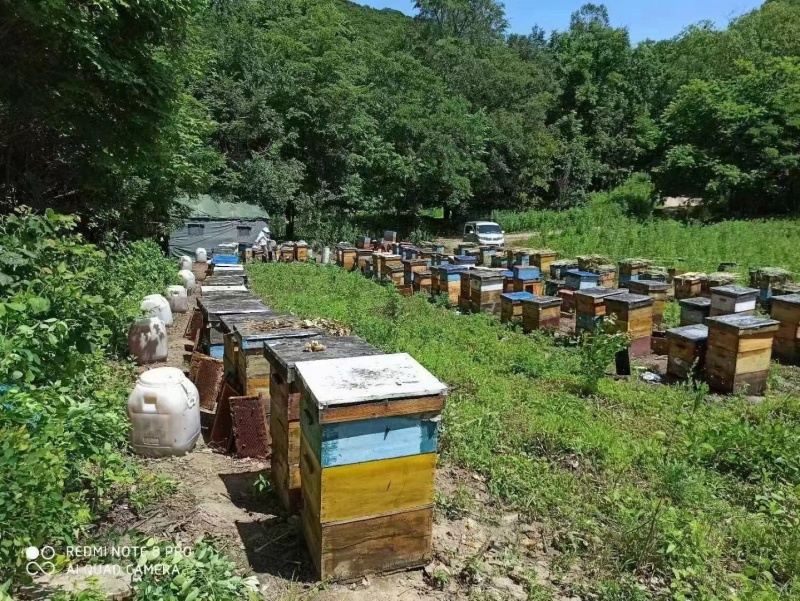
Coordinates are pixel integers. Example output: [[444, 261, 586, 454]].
[[249, 262, 800, 600], [492, 201, 800, 284]]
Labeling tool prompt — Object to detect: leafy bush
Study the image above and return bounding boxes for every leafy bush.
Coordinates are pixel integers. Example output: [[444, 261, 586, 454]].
[[601, 172, 658, 219]]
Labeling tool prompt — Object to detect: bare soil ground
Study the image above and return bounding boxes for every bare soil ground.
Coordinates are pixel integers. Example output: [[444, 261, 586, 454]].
[[99, 279, 585, 601], [434, 233, 535, 254]]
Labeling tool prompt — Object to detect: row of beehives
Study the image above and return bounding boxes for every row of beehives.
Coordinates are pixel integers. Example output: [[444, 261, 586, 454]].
[[185, 262, 448, 582]]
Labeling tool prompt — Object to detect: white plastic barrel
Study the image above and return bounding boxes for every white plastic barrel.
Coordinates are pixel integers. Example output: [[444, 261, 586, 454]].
[[165, 285, 189, 314], [141, 294, 173, 326], [178, 269, 196, 293], [179, 255, 192, 271], [127, 367, 201, 458], [195, 248, 207, 263], [322, 247, 331, 264], [128, 317, 168, 365]]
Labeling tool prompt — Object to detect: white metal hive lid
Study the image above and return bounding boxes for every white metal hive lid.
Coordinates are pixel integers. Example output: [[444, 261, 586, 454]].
[[295, 352, 447, 409]]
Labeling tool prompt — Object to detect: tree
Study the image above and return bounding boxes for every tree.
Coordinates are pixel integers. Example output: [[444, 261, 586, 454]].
[[414, 0, 508, 44]]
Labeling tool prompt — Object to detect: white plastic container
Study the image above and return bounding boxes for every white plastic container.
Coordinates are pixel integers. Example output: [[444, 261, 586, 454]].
[[127, 367, 201, 458], [165, 285, 189, 314], [141, 294, 173, 326], [195, 248, 207, 263], [178, 269, 196, 293], [128, 317, 168, 365], [179, 255, 192, 271]]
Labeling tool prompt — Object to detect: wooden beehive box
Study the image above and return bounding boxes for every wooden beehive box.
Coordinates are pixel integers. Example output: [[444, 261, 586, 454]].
[[502, 270, 514, 293], [574, 288, 624, 334], [753, 267, 793, 305], [577, 254, 610, 272], [705, 314, 780, 395], [458, 271, 473, 312], [219, 313, 282, 385], [679, 297, 711, 326], [565, 269, 600, 291], [451, 254, 478, 267], [197, 295, 273, 352], [513, 250, 531, 267], [380, 255, 402, 281], [403, 259, 429, 286], [211, 265, 246, 278], [491, 255, 509, 269], [550, 260, 578, 280], [628, 280, 668, 326], [356, 249, 374, 276], [479, 247, 496, 266], [264, 336, 383, 512], [522, 296, 562, 333], [709, 285, 758, 317], [296, 353, 447, 582], [545, 279, 566, 297], [666, 324, 709, 380], [594, 265, 617, 288], [512, 265, 542, 294], [200, 284, 250, 297], [532, 250, 558, 274], [293, 241, 309, 262], [500, 291, 534, 323], [279, 245, 295, 263], [434, 265, 467, 304], [232, 318, 320, 399], [618, 258, 652, 287], [205, 275, 247, 287], [674, 273, 706, 300], [604, 293, 655, 356], [387, 265, 404, 288], [469, 270, 505, 314], [339, 247, 358, 272], [702, 272, 738, 297], [557, 288, 575, 313], [412, 271, 432, 293], [770, 294, 800, 364]]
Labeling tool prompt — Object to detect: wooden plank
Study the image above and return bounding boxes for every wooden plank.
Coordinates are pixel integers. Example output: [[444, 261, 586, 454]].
[[706, 345, 773, 376], [300, 433, 322, 522], [319, 453, 436, 523], [319, 395, 446, 424], [708, 328, 777, 353], [319, 412, 440, 468], [318, 507, 433, 581]]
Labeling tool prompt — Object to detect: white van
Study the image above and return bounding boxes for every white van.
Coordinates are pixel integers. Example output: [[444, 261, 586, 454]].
[[463, 221, 505, 247]]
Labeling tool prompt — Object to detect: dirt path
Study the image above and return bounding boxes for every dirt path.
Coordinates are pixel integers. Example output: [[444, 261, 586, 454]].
[[434, 233, 535, 254], [113, 271, 580, 601]]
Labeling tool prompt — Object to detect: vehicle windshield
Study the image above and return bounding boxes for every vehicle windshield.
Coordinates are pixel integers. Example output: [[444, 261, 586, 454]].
[[477, 224, 502, 234]]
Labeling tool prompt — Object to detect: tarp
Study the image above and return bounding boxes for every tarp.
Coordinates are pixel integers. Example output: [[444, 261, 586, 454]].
[[176, 195, 269, 220], [169, 219, 269, 258]]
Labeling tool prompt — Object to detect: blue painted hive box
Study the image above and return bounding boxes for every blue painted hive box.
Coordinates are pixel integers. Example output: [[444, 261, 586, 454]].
[[212, 254, 240, 265], [296, 353, 448, 581], [452, 255, 478, 266], [565, 269, 601, 290], [513, 265, 541, 281]]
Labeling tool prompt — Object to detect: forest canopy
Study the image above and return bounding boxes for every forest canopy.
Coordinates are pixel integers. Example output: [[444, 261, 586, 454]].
[[1, 0, 799, 238]]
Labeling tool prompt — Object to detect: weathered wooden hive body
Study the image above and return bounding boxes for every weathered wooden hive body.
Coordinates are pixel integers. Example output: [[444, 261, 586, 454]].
[[500, 291, 534, 323], [604, 293, 655, 356], [770, 294, 800, 364], [512, 265, 542, 294], [666, 324, 708, 380], [565, 270, 601, 291], [197, 295, 272, 352], [709, 285, 758, 317], [532, 250, 558, 275], [674, 273, 706, 300], [433, 265, 468, 304], [679, 297, 711, 326], [522, 296, 562, 333], [469, 270, 505, 314], [628, 280, 668, 326], [296, 353, 447, 581], [574, 287, 624, 334], [705, 314, 779, 395], [264, 335, 383, 512]]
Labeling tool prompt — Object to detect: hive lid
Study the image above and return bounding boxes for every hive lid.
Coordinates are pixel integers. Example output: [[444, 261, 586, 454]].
[[501, 292, 535, 301], [711, 285, 759, 297], [679, 297, 711, 308], [264, 335, 384, 382], [706, 314, 780, 332], [772, 294, 800, 306], [295, 352, 447, 408], [437, 264, 469, 273], [605, 293, 654, 308], [201, 285, 248, 293], [454, 255, 478, 261], [502, 270, 514, 278], [522, 295, 562, 307], [575, 287, 624, 299], [666, 324, 708, 341], [630, 280, 668, 292], [566, 269, 600, 279]]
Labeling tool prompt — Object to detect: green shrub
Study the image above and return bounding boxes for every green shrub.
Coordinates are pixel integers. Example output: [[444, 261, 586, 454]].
[[602, 172, 658, 219]]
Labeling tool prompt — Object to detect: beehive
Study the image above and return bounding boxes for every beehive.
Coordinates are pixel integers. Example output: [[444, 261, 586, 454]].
[[500, 291, 534, 323], [232, 318, 320, 399], [666, 325, 709, 380], [702, 272, 738, 297], [479, 247, 496, 266], [403, 259, 429, 286], [264, 336, 383, 512], [513, 250, 531, 267], [381, 255, 402, 281], [618, 258, 652, 287], [293, 241, 309, 262], [668, 267, 686, 284], [412, 271, 432, 293], [679, 297, 711, 326], [218, 313, 283, 387], [451, 255, 478, 267], [628, 280, 668, 326], [339, 247, 358, 272], [491, 255, 509, 269], [532, 250, 558, 274], [604, 293, 655, 356], [386, 265, 404, 288], [595, 265, 617, 288], [200, 284, 249, 296], [458, 271, 473, 312], [550, 260, 578, 280], [205, 275, 247, 287], [279, 245, 295, 263], [356, 250, 374, 277], [545, 279, 565, 297], [433, 265, 467, 304], [565, 269, 601, 291], [770, 294, 800, 364], [458, 244, 477, 256], [574, 288, 624, 334], [577, 255, 610, 272], [197, 295, 273, 352], [522, 296, 562, 333], [557, 288, 575, 313], [705, 314, 780, 395], [512, 265, 542, 294], [709, 285, 758, 317], [297, 353, 447, 581], [753, 267, 793, 305], [502, 270, 515, 293], [469, 270, 505, 314], [674, 273, 706, 300]]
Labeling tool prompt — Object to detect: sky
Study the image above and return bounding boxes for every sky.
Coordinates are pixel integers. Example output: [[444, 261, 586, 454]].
[[354, 0, 764, 42]]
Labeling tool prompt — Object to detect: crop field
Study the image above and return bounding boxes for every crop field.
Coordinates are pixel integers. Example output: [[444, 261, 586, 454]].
[[493, 203, 800, 282], [249, 262, 800, 600]]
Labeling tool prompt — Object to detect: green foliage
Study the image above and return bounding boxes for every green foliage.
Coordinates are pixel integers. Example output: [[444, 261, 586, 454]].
[[250, 262, 800, 599], [579, 320, 630, 395], [601, 173, 658, 219]]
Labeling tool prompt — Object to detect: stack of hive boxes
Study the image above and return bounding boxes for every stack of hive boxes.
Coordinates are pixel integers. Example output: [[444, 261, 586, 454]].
[[337, 246, 358, 272], [679, 297, 711, 326], [753, 268, 793, 305], [628, 280, 668, 327], [770, 294, 800, 364], [265, 336, 383, 512], [666, 325, 708, 380], [532, 250, 558, 275], [705, 314, 780, 394], [356, 250, 374, 277], [433, 265, 467, 304], [604, 293, 655, 356], [469, 270, 505, 314], [293, 241, 309, 262], [412, 271, 432, 293], [500, 291, 534, 323], [618, 259, 652, 288], [574, 288, 624, 335], [702, 272, 738, 297], [709, 285, 758, 317], [674, 273, 705, 299], [522, 296, 562, 333], [403, 259, 429, 287], [513, 265, 542, 294], [296, 353, 447, 581]]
